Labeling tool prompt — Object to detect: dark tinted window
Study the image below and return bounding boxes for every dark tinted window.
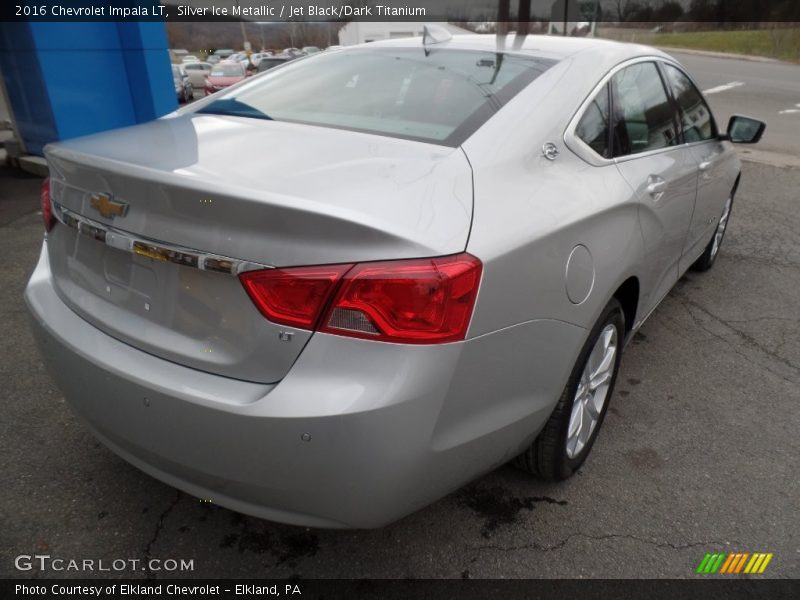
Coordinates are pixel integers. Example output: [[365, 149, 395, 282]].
[[200, 48, 555, 146], [257, 58, 289, 72], [576, 85, 611, 158], [611, 62, 678, 157], [663, 64, 716, 142]]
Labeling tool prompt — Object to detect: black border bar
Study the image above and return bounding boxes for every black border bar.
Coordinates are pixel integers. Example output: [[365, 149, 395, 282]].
[[2, 1, 800, 23], [3, 579, 800, 600]]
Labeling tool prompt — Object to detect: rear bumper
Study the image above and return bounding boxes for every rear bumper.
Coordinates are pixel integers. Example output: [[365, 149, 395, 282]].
[[25, 241, 586, 528]]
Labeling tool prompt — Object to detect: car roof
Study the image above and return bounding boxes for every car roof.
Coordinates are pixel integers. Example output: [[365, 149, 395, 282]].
[[364, 33, 668, 64]]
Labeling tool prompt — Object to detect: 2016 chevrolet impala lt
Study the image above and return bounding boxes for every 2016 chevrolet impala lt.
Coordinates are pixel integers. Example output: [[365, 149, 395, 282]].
[[25, 31, 765, 528]]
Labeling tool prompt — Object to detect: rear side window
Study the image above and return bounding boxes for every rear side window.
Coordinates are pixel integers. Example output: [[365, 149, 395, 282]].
[[576, 85, 611, 158], [611, 62, 678, 157], [662, 63, 716, 142], [199, 48, 555, 146]]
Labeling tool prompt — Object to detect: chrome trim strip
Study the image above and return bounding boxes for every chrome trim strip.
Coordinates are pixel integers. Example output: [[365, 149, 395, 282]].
[[51, 201, 271, 275], [564, 56, 669, 166], [563, 55, 724, 167]]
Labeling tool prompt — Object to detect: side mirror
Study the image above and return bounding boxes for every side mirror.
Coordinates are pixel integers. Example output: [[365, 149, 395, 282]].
[[723, 115, 766, 144]]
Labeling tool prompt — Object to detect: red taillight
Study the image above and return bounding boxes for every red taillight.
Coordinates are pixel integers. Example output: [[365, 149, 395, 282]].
[[41, 177, 55, 232], [321, 254, 482, 343], [239, 264, 352, 329], [240, 253, 482, 344]]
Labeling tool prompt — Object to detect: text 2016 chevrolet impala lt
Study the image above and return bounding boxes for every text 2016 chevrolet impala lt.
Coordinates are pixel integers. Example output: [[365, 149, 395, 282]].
[[25, 32, 765, 528]]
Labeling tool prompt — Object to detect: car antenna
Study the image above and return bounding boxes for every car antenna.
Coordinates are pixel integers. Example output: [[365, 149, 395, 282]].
[[422, 24, 452, 49]]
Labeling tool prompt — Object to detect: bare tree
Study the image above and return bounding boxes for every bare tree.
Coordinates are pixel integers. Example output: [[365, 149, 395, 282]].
[[614, 0, 633, 21]]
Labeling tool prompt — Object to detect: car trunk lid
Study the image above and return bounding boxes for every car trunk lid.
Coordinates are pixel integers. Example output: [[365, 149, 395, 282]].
[[43, 114, 473, 383]]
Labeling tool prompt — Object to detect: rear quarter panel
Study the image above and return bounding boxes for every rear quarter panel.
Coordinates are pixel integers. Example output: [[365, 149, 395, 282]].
[[462, 55, 647, 342]]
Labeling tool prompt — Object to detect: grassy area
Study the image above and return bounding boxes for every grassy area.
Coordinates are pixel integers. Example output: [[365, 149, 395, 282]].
[[597, 28, 800, 62]]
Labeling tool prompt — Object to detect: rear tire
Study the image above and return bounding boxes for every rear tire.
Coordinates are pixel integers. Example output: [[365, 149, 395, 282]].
[[515, 299, 625, 481]]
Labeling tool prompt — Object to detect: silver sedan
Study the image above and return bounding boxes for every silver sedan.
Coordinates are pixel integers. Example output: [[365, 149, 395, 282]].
[[26, 32, 765, 528]]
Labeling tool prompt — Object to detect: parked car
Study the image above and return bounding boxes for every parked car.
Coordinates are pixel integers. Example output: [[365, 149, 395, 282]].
[[170, 48, 189, 62], [207, 55, 221, 65], [171, 64, 192, 103], [246, 52, 274, 67], [181, 55, 200, 64], [235, 54, 256, 67], [182, 62, 213, 88], [203, 62, 246, 95], [256, 56, 292, 72], [281, 47, 305, 58], [301, 46, 321, 54], [213, 48, 235, 60], [28, 34, 765, 528]]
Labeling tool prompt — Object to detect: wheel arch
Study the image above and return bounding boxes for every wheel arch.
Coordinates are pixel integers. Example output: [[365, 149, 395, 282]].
[[732, 171, 742, 195], [612, 276, 640, 339]]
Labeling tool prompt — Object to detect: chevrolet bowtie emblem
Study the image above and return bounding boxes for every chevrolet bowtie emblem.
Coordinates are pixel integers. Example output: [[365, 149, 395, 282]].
[[90, 193, 128, 219]]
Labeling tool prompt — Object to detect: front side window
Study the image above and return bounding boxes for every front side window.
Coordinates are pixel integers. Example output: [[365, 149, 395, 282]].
[[576, 84, 611, 158], [611, 62, 678, 157], [198, 48, 555, 146], [662, 63, 716, 143]]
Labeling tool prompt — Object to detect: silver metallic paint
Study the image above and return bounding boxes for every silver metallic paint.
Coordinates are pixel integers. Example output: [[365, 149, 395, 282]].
[[27, 243, 583, 527], [27, 34, 744, 527], [45, 116, 474, 268]]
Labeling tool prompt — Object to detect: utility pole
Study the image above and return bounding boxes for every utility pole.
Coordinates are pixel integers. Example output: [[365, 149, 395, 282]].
[[591, 0, 600, 37], [235, 1, 250, 53]]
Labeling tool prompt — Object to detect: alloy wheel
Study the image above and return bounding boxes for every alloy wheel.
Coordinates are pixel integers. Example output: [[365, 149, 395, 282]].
[[566, 324, 618, 459]]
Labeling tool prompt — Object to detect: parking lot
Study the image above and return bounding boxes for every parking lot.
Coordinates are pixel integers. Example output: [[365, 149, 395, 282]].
[[2, 52, 799, 579]]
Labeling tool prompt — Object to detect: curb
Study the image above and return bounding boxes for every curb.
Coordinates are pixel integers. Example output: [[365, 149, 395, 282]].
[[4, 154, 48, 177], [736, 148, 800, 169]]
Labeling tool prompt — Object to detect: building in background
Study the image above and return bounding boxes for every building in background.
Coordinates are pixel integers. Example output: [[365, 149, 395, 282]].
[[338, 22, 472, 45]]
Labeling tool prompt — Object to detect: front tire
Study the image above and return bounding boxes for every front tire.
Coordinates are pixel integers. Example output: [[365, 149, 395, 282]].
[[515, 299, 625, 480]]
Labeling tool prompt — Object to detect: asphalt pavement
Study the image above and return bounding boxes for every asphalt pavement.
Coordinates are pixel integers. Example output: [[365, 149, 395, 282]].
[[1, 53, 799, 580]]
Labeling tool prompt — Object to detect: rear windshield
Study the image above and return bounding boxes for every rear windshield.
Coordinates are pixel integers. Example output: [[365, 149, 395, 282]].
[[211, 64, 244, 77], [198, 47, 555, 146]]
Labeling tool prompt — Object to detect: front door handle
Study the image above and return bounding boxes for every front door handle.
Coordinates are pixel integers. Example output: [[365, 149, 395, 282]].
[[646, 175, 667, 199], [699, 152, 720, 176]]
